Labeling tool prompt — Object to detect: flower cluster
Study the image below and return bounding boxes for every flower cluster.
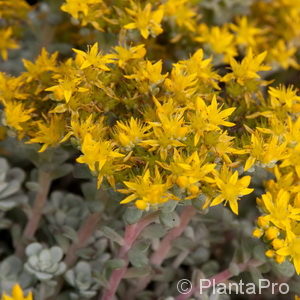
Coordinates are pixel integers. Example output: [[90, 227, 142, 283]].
[[0, 0, 300, 278], [1, 42, 258, 215], [251, 85, 300, 273], [0, 0, 31, 60], [60, 0, 300, 69]]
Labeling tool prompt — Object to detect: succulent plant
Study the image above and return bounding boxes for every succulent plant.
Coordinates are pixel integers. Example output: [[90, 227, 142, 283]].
[[0, 256, 34, 295], [65, 261, 100, 299], [43, 191, 90, 250], [24, 243, 66, 281], [0, 157, 27, 211], [45, 191, 89, 230]]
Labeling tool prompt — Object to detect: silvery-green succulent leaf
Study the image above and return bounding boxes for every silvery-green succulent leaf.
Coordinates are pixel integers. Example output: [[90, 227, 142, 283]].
[[50, 246, 64, 263], [0, 179, 21, 199], [25, 243, 66, 281], [101, 226, 124, 246], [26, 243, 43, 256], [7, 168, 26, 183], [124, 266, 152, 279], [159, 211, 180, 228], [0, 158, 27, 210], [51, 163, 73, 180], [142, 224, 167, 239], [272, 260, 295, 278], [0, 194, 27, 210], [0, 211, 12, 229], [123, 206, 143, 225], [0, 182, 8, 193], [62, 226, 78, 241], [0, 255, 35, 294], [45, 191, 89, 231], [25, 181, 40, 192], [65, 261, 100, 298], [0, 158, 9, 176]]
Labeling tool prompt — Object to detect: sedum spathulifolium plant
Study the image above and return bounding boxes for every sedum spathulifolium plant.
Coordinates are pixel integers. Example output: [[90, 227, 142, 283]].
[[1, 0, 300, 299]]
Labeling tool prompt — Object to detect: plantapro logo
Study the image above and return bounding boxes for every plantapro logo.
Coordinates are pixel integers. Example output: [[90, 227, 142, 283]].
[[199, 278, 289, 295]]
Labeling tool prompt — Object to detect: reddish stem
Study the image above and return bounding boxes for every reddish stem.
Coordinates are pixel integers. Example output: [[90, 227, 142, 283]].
[[128, 206, 196, 296], [151, 206, 196, 266], [100, 211, 159, 300], [16, 171, 52, 257], [23, 171, 52, 239], [64, 211, 101, 267], [47, 211, 102, 299]]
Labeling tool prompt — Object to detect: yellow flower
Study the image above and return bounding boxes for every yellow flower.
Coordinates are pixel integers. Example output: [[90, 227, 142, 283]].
[[3, 101, 34, 131], [125, 60, 168, 85], [0, 73, 27, 103], [162, 0, 197, 32], [230, 17, 263, 47], [272, 238, 285, 250], [159, 149, 215, 198], [258, 190, 300, 230], [252, 228, 264, 238], [76, 133, 125, 187], [175, 49, 221, 91], [164, 66, 198, 101], [264, 166, 294, 194], [62, 113, 106, 143], [0, 27, 19, 60], [61, 0, 102, 19], [257, 216, 270, 228], [140, 98, 188, 159], [46, 77, 89, 103], [113, 44, 146, 69], [119, 167, 176, 210], [265, 226, 280, 240], [23, 48, 58, 83], [277, 233, 300, 274], [270, 40, 300, 69], [222, 48, 270, 86], [244, 132, 288, 171], [73, 42, 114, 70], [77, 133, 123, 172], [210, 166, 253, 214], [195, 24, 237, 62], [112, 117, 151, 150], [1, 284, 32, 300], [27, 115, 66, 152], [269, 85, 300, 110], [281, 144, 300, 177], [203, 131, 245, 164], [189, 96, 236, 145], [265, 249, 275, 258], [124, 3, 164, 39]]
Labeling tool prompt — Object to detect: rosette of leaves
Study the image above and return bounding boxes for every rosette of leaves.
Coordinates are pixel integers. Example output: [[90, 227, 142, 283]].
[[0, 157, 27, 211], [0, 256, 34, 295], [24, 243, 66, 281], [44, 191, 89, 249], [65, 261, 100, 299]]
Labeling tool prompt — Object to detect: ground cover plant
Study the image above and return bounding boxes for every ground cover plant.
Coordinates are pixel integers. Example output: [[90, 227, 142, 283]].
[[0, 0, 300, 299]]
